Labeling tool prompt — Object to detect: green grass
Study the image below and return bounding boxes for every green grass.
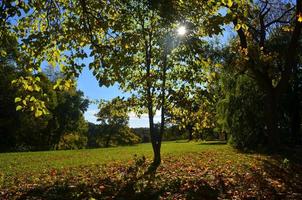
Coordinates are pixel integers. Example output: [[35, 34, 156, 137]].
[[0, 141, 228, 176]]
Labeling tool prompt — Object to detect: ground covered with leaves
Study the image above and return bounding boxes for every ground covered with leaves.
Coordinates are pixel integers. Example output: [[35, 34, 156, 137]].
[[1, 142, 302, 199]]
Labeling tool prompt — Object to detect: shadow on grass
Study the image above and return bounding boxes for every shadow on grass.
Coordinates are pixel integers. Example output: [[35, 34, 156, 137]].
[[237, 145, 302, 164], [18, 179, 218, 200], [174, 140, 227, 145], [198, 141, 227, 145], [9, 150, 302, 199], [228, 152, 302, 199], [17, 157, 219, 200], [174, 140, 190, 143]]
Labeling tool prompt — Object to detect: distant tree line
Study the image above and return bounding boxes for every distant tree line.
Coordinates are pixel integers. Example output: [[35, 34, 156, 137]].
[[0, 64, 89, 151]]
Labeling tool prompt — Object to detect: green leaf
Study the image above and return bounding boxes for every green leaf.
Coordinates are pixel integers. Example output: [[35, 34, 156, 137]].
[[42, 109, 48, 115], [16, 105, 23, 111], [15, 97, 22, 103], [35, 110, 43, 118]]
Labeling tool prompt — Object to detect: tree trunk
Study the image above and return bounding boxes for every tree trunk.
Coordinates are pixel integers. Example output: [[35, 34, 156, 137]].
[[148, 105, 161, 166], [224, 131, 227, 141], [105, 133, 111, 147], [291, 97, 301, 145], [290, 77, 301, 145], [159, 47, 167, 149], [188, 124, 193, 141], [264, 90, 280, 149], [145, 32, 161, 167]]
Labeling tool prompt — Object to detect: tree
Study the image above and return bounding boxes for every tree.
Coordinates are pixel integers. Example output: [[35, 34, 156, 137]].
[[165, 40, 222, 141], [216, 44, 266, 149], [0, 35, 22, 151], [80, 0, 178, 165], [57, 115, 88, 150], [96, 97, 140, 147], [221, 0, 302, 147]]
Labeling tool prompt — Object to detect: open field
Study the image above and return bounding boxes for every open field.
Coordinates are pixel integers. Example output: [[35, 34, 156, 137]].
[[1, 141, 302, 199], [0, 141, 227, 176]]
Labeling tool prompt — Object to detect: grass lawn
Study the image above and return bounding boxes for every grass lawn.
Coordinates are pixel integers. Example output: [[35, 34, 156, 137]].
[[1, 141, 302, 199]]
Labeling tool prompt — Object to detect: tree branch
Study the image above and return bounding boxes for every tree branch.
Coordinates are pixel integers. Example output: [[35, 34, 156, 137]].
[[233, 19, 247, 48], [265, 6, 295, 28]]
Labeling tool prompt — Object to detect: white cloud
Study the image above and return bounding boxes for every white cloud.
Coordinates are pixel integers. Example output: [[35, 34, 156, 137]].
[[128, 111, 161, 128], [84, 109, 98, 124], [84, 109, 161, 128]]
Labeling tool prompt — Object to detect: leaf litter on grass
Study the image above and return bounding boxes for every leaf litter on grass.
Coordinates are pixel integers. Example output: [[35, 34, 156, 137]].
[[1, 149, 302, 199]]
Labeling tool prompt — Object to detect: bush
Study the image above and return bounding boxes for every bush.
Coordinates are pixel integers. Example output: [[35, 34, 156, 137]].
[[57, 132, 88, 150], [117, 126, 141, 145], [92, 125, 141, 147], [217, 75, 266, 150]]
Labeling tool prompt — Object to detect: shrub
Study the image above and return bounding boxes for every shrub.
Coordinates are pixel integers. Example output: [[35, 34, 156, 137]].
[[217, 75, 266, 150], [57, 132, 88, 150]]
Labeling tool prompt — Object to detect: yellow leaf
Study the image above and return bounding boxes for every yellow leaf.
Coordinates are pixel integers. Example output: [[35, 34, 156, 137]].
[[53, 49, 60, 61], [65, 81, 71, 88], [0, 50, 7, 56], [241, 24, 248, 30], [298, 13, 302, 22], [235, 24, 241, 31], [227, 0, 233, 7], [27, 86, 33, 91], [35, 86, 41, 92], [11, 80, 17, 84]]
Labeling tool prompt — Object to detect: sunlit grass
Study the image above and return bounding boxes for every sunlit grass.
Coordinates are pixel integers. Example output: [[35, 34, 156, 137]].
[[0, 141, 229, 176]]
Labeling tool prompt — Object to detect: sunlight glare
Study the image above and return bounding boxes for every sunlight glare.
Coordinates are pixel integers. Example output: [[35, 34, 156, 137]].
[[177, 26, 187, 36]]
